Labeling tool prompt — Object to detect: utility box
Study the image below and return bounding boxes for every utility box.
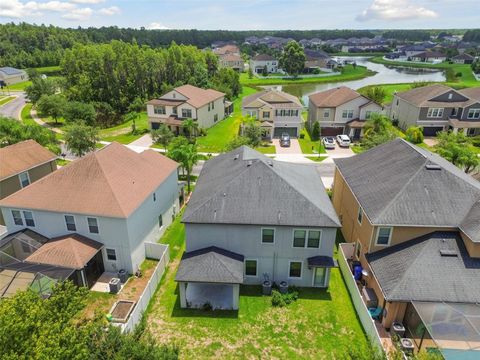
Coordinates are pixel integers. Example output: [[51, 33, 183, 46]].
[[109, 278, 121, 294]]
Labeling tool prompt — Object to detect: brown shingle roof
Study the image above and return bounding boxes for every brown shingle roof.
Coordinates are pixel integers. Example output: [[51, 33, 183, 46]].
[[242, 89, 302, 109], [459, 87, 480, 102], [175, 85, 225, 108], [309, 86, 362, 107], [0, 140, 57, 181], [252, 54, 276, 61], [395, 84, 478, 107], [0, 142, 178, 218], [25, 234, 103, 269]]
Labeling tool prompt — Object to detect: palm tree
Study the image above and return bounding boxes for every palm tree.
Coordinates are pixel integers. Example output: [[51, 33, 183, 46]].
[[182, 118, 198, 140], [169, 142, 199, 192]]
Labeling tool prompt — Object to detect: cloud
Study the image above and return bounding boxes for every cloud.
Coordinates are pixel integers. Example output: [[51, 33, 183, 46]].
[[146, 22, 169, 30], [98, 6, 120, 16], [0, 0, 75, 18], [356, 0, 438, 21], [62, 6, 92, 20], [69, 0, 105, 3]]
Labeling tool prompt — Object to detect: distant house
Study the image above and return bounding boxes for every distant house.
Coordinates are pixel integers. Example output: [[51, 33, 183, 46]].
[[398, 45, 428, 58], [308, 86, 382, 139], [218, 54, 244, 72], [212, 44, 240, 56], [452, 53, 475, 64], [304, 49, 336, 71], [249, 54, 279, 74], [0, 140, 57, 225], [176, 146, 341, 310], [410, 51, 447, 63], [0, 67, 28, 86], [147, 85, 226, 133], [242, 89, 303, 138], [389, 84, 480, 136]]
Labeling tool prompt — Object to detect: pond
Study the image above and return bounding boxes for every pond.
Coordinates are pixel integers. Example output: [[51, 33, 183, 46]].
[[271, 57, 446, 104]]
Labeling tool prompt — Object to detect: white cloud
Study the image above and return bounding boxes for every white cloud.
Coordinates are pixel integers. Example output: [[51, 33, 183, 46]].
[[146, 22, 169, 30], [356, 0, 438, 22], [0, 0, 76, 18], [69, 0, 105, 3], [62, 6, 92, 20], [98, 6, 120, 16]]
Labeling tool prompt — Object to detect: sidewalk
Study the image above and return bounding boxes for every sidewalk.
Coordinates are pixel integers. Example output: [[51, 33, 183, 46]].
[[30, 108, 64, 134]]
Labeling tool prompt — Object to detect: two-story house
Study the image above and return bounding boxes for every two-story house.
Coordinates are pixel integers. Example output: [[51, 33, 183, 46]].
[[249, 54, 279, 74], [219, 54, 244, 72], [0, 140, 57, 226], [389, 84, 480, 136], [242, 89, 303, 138], [0, 142, 181, 287], [175, 146, 341, 310], [308, 86, 382, 139], [147, 84, 226, 133], [332, 138, 480, 347]]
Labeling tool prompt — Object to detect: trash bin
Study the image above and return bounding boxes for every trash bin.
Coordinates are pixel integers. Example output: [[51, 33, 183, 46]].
[[118, 269, 127, 283], [391, 322, 406, 338], [279, 281, 288, 294], [262, 280, 272, 295], [109, 278, 121, 294]]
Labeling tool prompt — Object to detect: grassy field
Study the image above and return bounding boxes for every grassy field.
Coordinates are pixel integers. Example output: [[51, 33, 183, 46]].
[[30, 66, 62, 76], [298, 128, 326, 154], [240, 65, 375, 86], [146, 214, 370, 359], [21, 103, 37, 125], [254, 144, 276, 154], [0, 96, 15, 106], [4, 80, 32, 91], [99, 112, 149, 144]]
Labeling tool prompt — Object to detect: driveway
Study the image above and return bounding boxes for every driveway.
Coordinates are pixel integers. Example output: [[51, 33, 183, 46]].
[[272, 138, 301, 154], [129, 134, 153, 147], [0, 92, 26, 120]]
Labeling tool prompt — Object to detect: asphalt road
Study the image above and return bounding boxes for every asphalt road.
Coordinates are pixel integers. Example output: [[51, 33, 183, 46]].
[[0, 92, 27, 120]]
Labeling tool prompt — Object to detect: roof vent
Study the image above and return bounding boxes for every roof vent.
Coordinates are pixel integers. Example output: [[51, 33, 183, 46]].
[[425, 164, 442, 171], [440, 249, 458, 257], [233, 154, 239, 160], [247, 160, 253, 167], [267, 160, 273, 167]]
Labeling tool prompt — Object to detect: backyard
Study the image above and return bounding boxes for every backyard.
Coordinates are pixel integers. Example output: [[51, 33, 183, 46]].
[[145, 214, 370, 359]]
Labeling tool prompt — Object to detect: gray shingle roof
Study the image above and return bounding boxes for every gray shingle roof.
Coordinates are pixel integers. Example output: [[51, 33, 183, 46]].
[[334, 139, 480, 235], [183, 146, 340, 227], [175, 246, 244, 284], [0, 67, 23, 76], [366, 232, 480, 303]]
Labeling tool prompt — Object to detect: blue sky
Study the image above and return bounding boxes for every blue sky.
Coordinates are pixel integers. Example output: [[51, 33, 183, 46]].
[[1, 0, 479, 29]]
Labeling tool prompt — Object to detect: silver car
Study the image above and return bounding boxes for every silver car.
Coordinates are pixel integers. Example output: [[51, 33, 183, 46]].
[[336, 134, 351, 147]]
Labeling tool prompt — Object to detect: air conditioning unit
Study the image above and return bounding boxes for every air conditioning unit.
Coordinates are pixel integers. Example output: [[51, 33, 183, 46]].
[[109, 278, 121, 294]]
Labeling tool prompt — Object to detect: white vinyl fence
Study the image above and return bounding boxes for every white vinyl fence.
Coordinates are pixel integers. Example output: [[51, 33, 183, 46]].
[[338, 243, 384, 352], [120, 243, 170, 333]]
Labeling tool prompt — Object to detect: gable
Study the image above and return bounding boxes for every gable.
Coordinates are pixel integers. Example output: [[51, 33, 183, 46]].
[[429, 89, 469, 103], [161, 90, 189, 101]]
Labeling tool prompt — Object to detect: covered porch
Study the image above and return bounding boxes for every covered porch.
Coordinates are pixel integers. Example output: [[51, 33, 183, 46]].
[[448, 119, 480, 137], [175, 246, 244, 310], [345, 119, 366, 140], [307, 255, 336, 288]]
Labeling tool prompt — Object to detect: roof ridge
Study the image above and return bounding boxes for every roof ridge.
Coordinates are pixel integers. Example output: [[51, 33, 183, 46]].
[[212, 252, 238, 281], [68, 237, 84, 268]]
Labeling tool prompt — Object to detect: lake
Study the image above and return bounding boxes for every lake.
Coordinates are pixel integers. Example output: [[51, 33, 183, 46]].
[[270, 57, 446, 104]]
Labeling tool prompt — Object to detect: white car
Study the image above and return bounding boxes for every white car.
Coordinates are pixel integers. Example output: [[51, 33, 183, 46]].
[[336, 134, 351, 147], [322, 137, 336, 150]]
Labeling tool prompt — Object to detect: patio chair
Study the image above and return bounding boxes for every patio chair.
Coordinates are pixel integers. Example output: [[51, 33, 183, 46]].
[[368, 307, 383, 320]]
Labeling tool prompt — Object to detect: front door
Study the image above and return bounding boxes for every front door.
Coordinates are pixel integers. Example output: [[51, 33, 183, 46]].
[[353, 128, 361, 140], [313, 267, 327, 287]]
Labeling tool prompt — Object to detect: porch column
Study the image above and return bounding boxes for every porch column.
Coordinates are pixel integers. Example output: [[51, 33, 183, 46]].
[[232, 284, 240, 310], [453, 127, 459, 134], [179, 282, 187, 308]]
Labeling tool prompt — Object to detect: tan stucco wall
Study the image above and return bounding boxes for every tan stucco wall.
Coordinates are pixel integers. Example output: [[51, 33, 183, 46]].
[[462, 232, 480, 258]]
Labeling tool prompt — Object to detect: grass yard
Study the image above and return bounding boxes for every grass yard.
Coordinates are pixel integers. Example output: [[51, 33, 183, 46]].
[[0, 96, 15, 106], [298, 128, 326, 154], [146, 214, 370, 359], [21, 104, 36, 125], [99, 112, 149, 144], [306, 156, 328, 162], [5, 80, 32, 91], [254, 144, 276, 154]]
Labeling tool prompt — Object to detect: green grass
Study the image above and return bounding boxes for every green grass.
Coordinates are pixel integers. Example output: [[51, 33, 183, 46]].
[[146, 212, 370, 359], [357, 83, 414, 105], [240, 65, 375, 86], [99, 112, 149, 144], [30, 66, 62, 76], [196, 86, 256, 153], [5, 80, 32, 91], [306, 156, 328, 162], [298, 128, 326, 154], [21, 104, 36, 125], [0, 96, 15, 106], [254, 144, 276, 154], [56, 158, 70, 166]]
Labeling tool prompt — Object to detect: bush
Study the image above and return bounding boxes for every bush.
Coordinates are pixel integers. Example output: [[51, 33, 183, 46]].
[[299, 133, 305, 139], [271, 287, 299, 307], [470, 135, 480, 147], [311, 121, 320, 141], [271, 290, 286, 307], [455, 72, 462, 78], [405, 126, 424, 144], [202, 302, 213, 311], [224, 136, 250, 151]]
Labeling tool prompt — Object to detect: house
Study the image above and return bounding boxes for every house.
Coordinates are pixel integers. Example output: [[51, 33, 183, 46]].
[[0, 140, 57, 225], [389, 84, 480, 136], [176, 146, 341, 310], [308, 86, 382, 138], [0, 67, 28, 86], [212, 44, 240, 56], [218, 54, 244, 72], [242, 89, 303, 138], [304, 49, 336, 71], [410, 51, 447, 63], [0, 142, 182, 287], [249, 54, 279, 74], [332, 138, 480, 354], [147, 85, 226, 133], [398, 45, 428, 58], [452, 53, 475, 64]]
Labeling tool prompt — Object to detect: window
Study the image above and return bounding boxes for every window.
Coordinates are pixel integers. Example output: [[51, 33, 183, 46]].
[[467, 109, 480, 119], [357, 207, 363, 224], [323, 111, 330, 118], [214, 114, 218, 122], [262, 228, 274, 243], [12, 210, 23, 226], [159, 214, 163, 228], [289, 261, 302, 278], [293, 230, 306, 247], [376, 227, 392, 246], [23, 211, 35, 227], [263, 111, 270, 119], [365, 111, 373, 119], [245, 260, 257, 276], [106, 248, 117, 261], [172, 107, 177, 115], [153, 193, 156, 202], [307, 231, 321, 248], [355, 241, 362, 259], [427, 108, 444, 118], [153, 106, 166, 115], [64, 215, 76, 231], [87, 217, 99, 234], [18, 172, 30, 188], [181, 109, 192, 118], [208, 103, 210, 111], [211, 101, 215, 109], [342, 110, 354, 119]]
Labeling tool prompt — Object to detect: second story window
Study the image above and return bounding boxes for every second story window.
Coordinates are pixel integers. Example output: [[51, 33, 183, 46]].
[[87, 217, 99, 234], [293, 230, 306, 247], [307, 231, 321, 248], [18, 172, 30, 188], [65, 215, 76, 232], [12, 210, 23, 226], [376, 227, 392, 246], [342, 110, 354, 119], [427, 108, 444, 118], [323, 111, 330, 118], [357, 207, 363, 224], [23, 211, 35, 227], [263, 111, 270, 119], [154, 106, 166, 115], [262, 228, 274, 243], [182, 109, 192, 118], [467, 109, 480, 119], [365, 111, 372, 119]]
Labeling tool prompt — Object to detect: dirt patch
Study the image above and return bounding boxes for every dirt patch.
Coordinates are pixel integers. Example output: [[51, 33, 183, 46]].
[[111, 300, 135, 321]]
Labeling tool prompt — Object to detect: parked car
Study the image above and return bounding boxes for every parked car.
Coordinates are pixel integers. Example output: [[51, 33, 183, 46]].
[[322, 137, 336, 150], [336, 134, 351, 147], [280, 133, 291, 147]]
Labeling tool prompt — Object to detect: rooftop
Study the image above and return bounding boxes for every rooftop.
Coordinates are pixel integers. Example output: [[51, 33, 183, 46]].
[[309, 86, 365, 108], [242, 89, 302, 109], [394, 84, 479, 108], [251, 54, 276, 61], [0, 67, 24, 76]]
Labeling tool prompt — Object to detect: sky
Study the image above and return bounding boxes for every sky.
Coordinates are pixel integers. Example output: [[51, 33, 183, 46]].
[[1, 0, 479, 30]]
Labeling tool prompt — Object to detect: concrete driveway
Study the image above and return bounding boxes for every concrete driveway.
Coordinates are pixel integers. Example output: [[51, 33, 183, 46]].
[[272, 138, 301, 154]]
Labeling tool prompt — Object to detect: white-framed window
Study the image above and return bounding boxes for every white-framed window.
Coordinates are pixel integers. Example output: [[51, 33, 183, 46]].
[[87, 217, 99, 234], [263, 111, 270, 119], [18, 172, 30, 188], [245, 259, 257, 277], [342, 110, 354, 119], [23, 211, 35, 227], [11, 210, 23, 226], [288, 261, 302, 278], [64, 215, 76, 232], [246, 110, 256, 118], [375, 227, 392, 246], [153, 105, 166, 115], [181, 109, 192, 118], [467, 109, 480, 119], [261, 228, 275, 244], [427, 108, 444, 118], [293, 229, 321, 248], [323, 111, 330, 118], [293, 229, 307, 247], [365, 111, 373, 119], [106, 248, 117, 261], [211, 101, 215, 110], [357, 207, 363, 224], [307, 230, 321, 248]]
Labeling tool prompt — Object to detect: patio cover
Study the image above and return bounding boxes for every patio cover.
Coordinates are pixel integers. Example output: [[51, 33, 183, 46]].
[[412, 302, 480, 359], [307, 255, 337, 268]]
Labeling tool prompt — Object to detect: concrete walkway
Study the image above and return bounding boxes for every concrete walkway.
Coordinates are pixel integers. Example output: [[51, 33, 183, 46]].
[[30, 108, 64, 134], [129, 134, 153, 147]]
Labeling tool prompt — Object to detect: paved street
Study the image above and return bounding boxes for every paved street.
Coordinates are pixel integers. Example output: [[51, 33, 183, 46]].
[[0, 92, 26, 120]]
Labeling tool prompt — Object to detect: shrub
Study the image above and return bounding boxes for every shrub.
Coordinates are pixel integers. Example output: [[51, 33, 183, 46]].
[[470, 135, 480, 147], [311, 121, 320, 141], [299, 133, 305, 139], [202, 302, 213, 311], [405, 126, 424, 144], [271, 290, 286, 307], [271, 287, 299, 307], [455, 72, 462, 78]]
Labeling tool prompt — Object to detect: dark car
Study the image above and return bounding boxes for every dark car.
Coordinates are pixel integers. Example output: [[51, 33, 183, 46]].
[[280, 133, 291, 147]]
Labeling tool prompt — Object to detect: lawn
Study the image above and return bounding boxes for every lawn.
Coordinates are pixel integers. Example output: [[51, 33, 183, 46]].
[[0, 96, 15, 106], [298, 128, 326, 154], [240, 65, 375, 86], [306, 156, 328, 162], [99, 112, 149, 144], [5, 80, 32, 91], [146, 213, 370, 359], [254, 144, 276, 154], [21, 103, 36, 125]]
